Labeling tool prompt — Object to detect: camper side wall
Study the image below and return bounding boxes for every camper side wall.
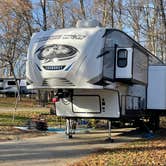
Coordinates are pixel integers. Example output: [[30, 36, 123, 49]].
[[103, 30, 148, 85], [147, 66, 166, 110], [132, 47, 148, 84]]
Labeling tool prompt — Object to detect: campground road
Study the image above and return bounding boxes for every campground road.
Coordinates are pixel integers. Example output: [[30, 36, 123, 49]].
[[0, 128, 141, 166], [0, 106, 142, 165]]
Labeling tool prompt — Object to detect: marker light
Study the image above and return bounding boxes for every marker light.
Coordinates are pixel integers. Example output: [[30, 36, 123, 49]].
[[52, 98, 59, 103]]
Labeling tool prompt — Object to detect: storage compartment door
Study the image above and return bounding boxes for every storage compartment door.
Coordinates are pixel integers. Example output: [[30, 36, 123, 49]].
[[115, 48, 133, 79], [72, 95, 101, 113], [147, 66, 166, 109]]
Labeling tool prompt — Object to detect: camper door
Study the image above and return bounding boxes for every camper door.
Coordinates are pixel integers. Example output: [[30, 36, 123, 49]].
[[115, 48, 133, 79]]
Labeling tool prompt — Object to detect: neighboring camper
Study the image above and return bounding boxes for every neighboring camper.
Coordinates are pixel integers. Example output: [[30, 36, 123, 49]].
[[26, 20, 164, 137], [0, 79, 3, 90], [0, 78, 33, 96], [0, 79, 19, 96]]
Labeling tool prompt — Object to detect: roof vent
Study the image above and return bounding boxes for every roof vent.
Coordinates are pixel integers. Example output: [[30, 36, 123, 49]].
[[76, 19, 102, 28]]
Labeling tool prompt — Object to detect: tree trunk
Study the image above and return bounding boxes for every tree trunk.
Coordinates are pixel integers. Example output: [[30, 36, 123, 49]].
[[9, 62, 21, 101], [110, 0, 115, 28], [117, 0, 123, 30], [80, 0, 86, 19], [61, 6, 65, 28], [159, 0, 166, 32], [41, 0, 47, 31], [102, 0, 107, 26]]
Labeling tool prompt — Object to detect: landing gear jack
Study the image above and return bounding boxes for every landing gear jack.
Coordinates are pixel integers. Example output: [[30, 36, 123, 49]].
[[149, 113, 160, 132], [66, 118, 73, 139], [105, 120, 114, 143]]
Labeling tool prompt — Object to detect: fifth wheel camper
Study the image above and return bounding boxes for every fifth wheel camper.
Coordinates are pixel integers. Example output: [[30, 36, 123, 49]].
[[26, 20, 165, 138]]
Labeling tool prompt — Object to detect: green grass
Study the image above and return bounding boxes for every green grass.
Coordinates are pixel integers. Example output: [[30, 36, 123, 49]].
[[0, 114, 27, 126], [0, 97, 37, 108], [0, 110, 65, 127], [0, 97, 65, 126]]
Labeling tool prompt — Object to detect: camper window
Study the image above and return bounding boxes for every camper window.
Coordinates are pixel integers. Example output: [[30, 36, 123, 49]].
[[117, 49, 128, 67]]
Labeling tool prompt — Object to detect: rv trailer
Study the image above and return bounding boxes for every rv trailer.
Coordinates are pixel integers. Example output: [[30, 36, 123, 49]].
[[0, 78, 33, 96], [0, 79, 3, 90], [26, 20, 165, 138]]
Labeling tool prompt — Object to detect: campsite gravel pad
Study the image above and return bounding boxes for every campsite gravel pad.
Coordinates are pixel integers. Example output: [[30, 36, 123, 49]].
[[0, 128, 142, 166]]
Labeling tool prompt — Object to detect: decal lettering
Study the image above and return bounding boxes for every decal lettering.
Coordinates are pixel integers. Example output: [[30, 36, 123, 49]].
[[36, 34, 87, 42]]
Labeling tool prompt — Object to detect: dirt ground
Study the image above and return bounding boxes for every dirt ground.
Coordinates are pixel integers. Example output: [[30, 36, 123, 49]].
[[0, 128, 142, 166], [0, 126, 53, 142]]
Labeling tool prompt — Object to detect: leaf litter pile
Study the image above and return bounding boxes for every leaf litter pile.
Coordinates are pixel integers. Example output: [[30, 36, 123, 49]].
[[71, 118, 166, 166]]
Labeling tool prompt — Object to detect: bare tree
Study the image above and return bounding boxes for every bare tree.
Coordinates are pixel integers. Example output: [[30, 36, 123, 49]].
[[93, 0, 115, 27], [116, 0, 123, 30], [0, 0, 33, 99], [159, 0, 166, 31]]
